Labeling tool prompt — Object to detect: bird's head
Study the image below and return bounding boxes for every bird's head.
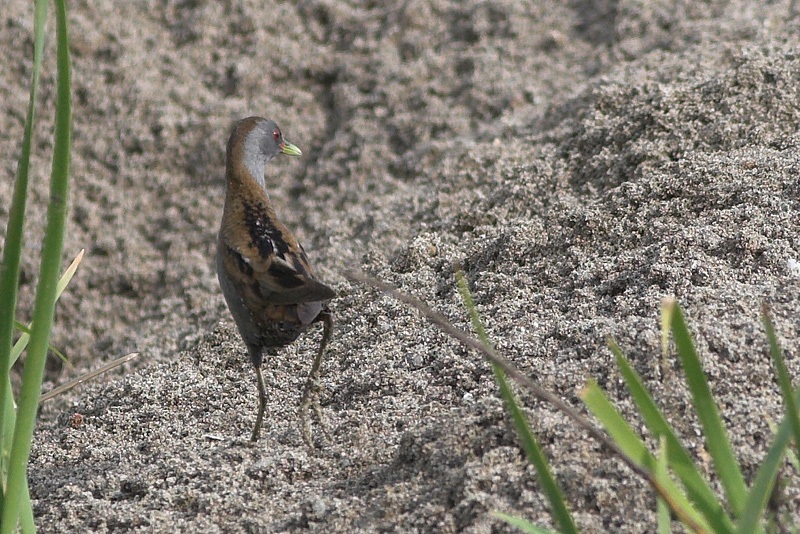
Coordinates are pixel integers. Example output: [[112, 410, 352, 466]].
[[228, 117, 302, 185]]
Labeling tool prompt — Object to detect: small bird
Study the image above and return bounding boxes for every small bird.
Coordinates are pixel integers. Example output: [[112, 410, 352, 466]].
[[216, 117, 335, 445]]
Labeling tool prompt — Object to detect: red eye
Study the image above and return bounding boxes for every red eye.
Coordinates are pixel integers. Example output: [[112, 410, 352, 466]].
[[273, 130, 280, 142]]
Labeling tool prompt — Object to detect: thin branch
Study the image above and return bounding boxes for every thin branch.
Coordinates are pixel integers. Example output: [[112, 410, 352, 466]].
[[40, 352, 139, 402]]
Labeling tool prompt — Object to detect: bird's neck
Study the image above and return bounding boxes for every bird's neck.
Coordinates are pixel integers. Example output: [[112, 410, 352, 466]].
[[226, 167, 272, 206], [230, 159, 267, 192], [223, 163, 275, 230], [226, 130, 272, 192], [226, 146, 271, 196]]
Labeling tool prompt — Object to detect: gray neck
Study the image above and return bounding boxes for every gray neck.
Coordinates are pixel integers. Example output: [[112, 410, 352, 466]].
[[242, 130, 272, 191]]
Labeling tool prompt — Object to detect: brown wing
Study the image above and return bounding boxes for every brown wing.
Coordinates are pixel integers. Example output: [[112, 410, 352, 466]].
[[220, 239, 335, 306], [257, 253, 336, 304]]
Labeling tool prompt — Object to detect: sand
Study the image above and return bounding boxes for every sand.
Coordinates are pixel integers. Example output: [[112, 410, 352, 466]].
[[1, 0, 799, 532]]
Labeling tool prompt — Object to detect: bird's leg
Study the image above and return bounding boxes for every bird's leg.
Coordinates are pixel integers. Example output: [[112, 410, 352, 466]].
[[299, 310, 334, 447], [250, 348, 266, 442]]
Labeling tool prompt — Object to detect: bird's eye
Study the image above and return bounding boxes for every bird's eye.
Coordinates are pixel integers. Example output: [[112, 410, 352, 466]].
[[273, 130, 280, 142]]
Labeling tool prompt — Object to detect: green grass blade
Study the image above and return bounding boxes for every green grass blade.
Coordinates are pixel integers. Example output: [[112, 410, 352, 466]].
[[9, 250, 83, 367], [610, 340, 736, 534], [0, 0, 48, 372], [656, 436, 671, 534], [667, 300, 748, 516], [736, 388, 800, 533], [456, 269, 578, 534], [5, 249, 83, 509], [13, 321, 69, 366], [1, 389, 15, 479], [0, 395, 30, 534], [18, 479, 34, 534], [761, 307, 800, 461], [494, 367, 578, 534], [0, 0, 49, 519], [492, 512, 559, 534], [581, 381, 712, 533], [0, 0, 71, 529], [768, 417, 800, 473]]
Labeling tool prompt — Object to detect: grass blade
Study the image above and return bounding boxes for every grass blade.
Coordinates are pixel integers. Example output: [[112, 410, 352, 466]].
[[1, 391, 15, 483], [52, 248, 84, 298], [3, 249, 83, 515], [456, 269, 578, 534], [736, 390, 799, 533], [666, 299, 748, 516], [0, 0, 48, 375], [760, 307, 800, 461], [13, 321, 69, 366], [18, 480, 34, 534], [495, 370, 576, 532], [736, 306, 799, 534], [0, 0, 71, 529], [9, 250, 83, 367], [581, 381, 711, 534], [0, 0, 49, 519], [610, 340, 735, 534], [3, 248, 85, 507], [656, 436, 671, 534]]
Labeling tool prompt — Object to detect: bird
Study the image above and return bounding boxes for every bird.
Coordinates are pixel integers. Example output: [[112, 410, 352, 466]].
[[216, 116, 335, 445]]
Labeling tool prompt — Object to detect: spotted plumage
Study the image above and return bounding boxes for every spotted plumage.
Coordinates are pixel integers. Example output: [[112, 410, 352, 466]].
[[216, 117, 335, 444]]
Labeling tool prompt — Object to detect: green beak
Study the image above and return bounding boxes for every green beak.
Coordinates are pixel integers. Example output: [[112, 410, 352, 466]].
[[280, 140, 302, 157]]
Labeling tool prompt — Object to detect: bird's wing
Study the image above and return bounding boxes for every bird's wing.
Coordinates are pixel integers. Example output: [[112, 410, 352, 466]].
[[256, 252, 336, 304], [219, 235, 335, 306]]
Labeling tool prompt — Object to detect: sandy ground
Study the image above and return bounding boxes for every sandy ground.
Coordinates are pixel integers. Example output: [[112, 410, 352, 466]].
[[1, 0, 800, 532]]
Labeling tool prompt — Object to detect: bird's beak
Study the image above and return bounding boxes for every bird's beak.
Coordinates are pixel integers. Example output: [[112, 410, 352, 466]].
[[280, 140, 302, 157]]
